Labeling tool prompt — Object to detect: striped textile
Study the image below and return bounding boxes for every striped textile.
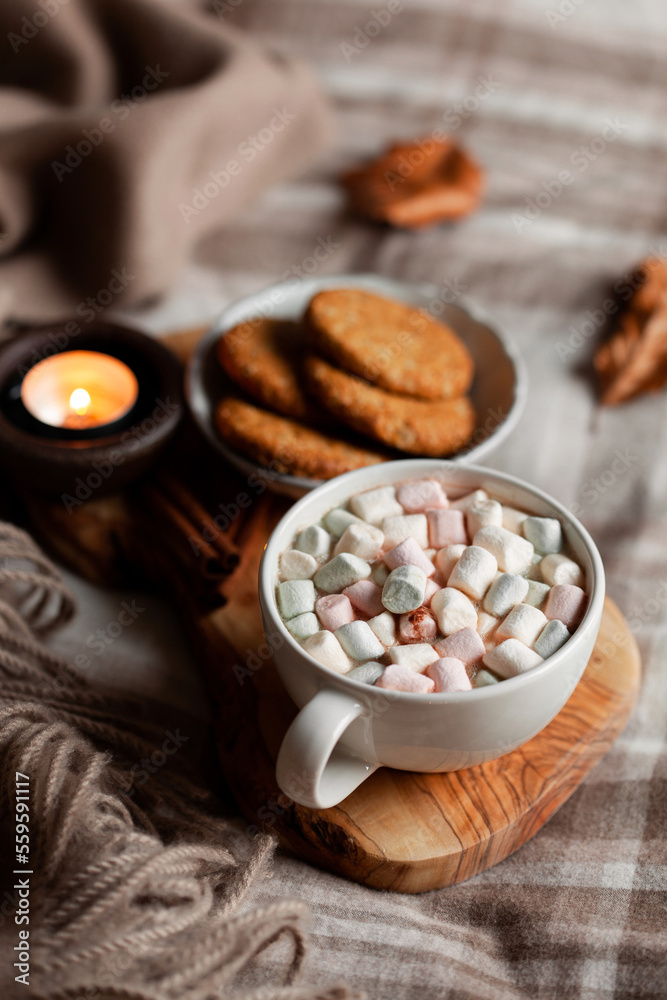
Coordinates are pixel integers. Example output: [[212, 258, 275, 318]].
[[116, 1, 667, 997]]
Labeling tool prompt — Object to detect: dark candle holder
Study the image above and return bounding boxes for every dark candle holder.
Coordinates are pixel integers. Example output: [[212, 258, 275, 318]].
[[0, 323, 184, 497]]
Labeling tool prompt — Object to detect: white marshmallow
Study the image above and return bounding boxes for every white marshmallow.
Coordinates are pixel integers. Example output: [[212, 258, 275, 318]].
[[474, 668, 500, 687], [371, 560, 390, 586], [382, 565, 427, 614], [524, 580, 551, 608], [348, 662, 385, 685], [279, 549, 318, 581], [382, 514, 429, 549], [540, 553, 584, 588], [526, 553, 545, 581], [473, 526, 534, 575], [335, 621, 385, 661], [449, 489, 488, 511], [294, 524, 331, 560], [350, 485, 403, 526], [483, 573, 529, 617], [467, 499, 503, 536], [502, 506, 528, 534], [435, 544, 466, 581], [533, 619, 570, 659], [483, 638, 543, 678], [286, 613, 320, 640], [431, 587, 478, 635], [477, 611, 499, 640], [496, 603, 548, 646], [323, 508, 363, 538], [277, 579, 316, 619], [368, 611, 397, 647], [334, 522, 384, 561], [314, 553, 371, 593], [388, 642, 439, 672], [302, 630, 352, 674], [522, 516, 562, 555], [447, 545, 498, 600]]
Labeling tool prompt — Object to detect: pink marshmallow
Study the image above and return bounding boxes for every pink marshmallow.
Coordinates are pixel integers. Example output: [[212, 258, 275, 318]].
[[397, 479, 449, 513], [544, 584, 587, 631], [434, 626, 486, 664], [427, 508, 467, 548], [376, 663, 435, 693], [398, 607, 438, 644], [384, 536, 436, 577], [343, 580, 385, 618], [426, 657, 472, 693], [315, 594, 355, 632], [423, 578, 440, 606]]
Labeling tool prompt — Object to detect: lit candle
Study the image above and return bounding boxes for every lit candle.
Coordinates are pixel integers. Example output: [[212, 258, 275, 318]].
[[21, 351, 139, 430]]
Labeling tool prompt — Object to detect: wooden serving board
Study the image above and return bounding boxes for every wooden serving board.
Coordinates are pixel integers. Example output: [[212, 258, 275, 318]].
[[20, 330, 641, 894]]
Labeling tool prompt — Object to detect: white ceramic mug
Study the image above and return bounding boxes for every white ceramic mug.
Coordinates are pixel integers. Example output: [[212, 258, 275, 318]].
[[258, 460, 605, 809]]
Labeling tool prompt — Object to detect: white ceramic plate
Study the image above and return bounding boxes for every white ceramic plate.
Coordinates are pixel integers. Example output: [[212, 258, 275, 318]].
[[186, 274, 527, 497]]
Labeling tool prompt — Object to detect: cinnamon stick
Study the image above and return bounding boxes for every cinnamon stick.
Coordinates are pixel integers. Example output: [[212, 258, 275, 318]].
[[155, 474, 241, 572], [140, 484, 229, 582]]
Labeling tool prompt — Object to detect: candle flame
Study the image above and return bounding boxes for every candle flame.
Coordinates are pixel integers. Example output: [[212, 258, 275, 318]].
[[69, 388, 91, 417]]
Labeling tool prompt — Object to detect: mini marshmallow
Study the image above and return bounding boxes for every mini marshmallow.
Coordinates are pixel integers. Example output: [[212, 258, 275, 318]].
[[533, 619, 570, 658], [427, 508, 467, 548], [279, 549, 318, 581], [286, 613, 320, 640], [350, 485, 403, 526], [323, 508, 363, 538], [294, 524, 331, 560], [473, 526, 534, 575], [477, 611, 499, 641], [426, 657, 472, 693], [431, 587, 478, 635], [522, 516, 562, 555], [434, 626, 485, 664], [435, 544, 466, 581], [334, 522, 384, 561], [314, 553, 371, 593], [348, 661, 385, 685], [496, 603, 548, 646], [425, 548, 437, 561], [335, 621, 385, 661], [397, 479, 448, 513], [544, 583, 587, 630], [398, 607, 438, 644], [540, 553, 584, 588], [382, 565, 427, 614], [343, 580, 385, 618], [483, 573, 529, 617], [447, 545, 498, 601], [382, 514, 429, 549], [368, 611, 397, 647], [302, 630, 352, 674], [371, 560, 390, 586], [277, 579, 316, 619], [524, 580, 551, 608], [376, 663, 435, 693], [526, 552, 544, 581], [424, 578, 440, 605], [384, 537, 436, 576], [483, 638, 543, 678], [449, 489, 488, 511], [315, 594, 356, 632], [467, 499, 503, 536], [502, 506, 528, 534], [389, 642, 439, 672], [475, 668, 500, 687]]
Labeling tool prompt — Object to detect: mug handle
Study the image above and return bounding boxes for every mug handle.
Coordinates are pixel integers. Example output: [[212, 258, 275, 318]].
[[276, 689, 379, 809]]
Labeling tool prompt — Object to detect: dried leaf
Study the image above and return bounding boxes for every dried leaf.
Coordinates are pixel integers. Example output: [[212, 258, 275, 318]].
[[594, 257, 667, 405], [342, 136, 483, 228]]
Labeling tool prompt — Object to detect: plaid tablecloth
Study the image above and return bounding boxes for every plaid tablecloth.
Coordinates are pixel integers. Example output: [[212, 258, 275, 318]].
[[56, 1, 667, 997]]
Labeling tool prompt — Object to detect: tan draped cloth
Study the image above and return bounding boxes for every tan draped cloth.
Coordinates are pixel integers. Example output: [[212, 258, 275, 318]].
[[0, 0, 334, 326]]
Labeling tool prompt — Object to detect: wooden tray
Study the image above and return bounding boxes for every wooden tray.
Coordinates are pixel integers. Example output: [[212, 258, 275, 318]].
[[21, 330, 641, 894]]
